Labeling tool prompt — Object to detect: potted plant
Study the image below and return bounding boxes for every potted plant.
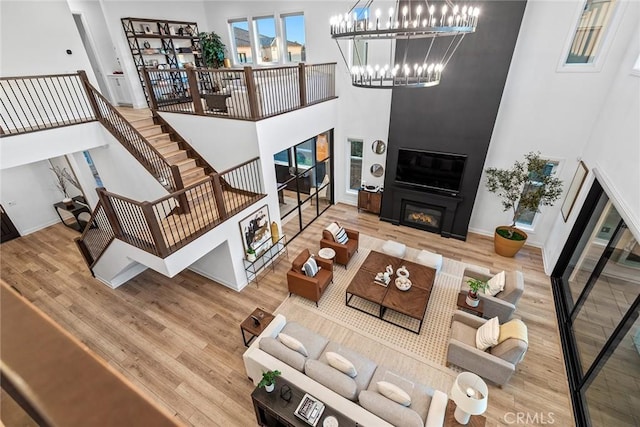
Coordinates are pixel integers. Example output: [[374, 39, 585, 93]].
[[246, 247, 256, 262], [466, 278, 488, 307], [258, 370, 281, 392], [199, 31, 226, 69], [485, 151, 563, 257]]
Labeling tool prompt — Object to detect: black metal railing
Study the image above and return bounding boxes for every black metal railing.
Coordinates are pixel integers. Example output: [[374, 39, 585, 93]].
[[0, 73, 96, 136], [74, 200, 115, 268]]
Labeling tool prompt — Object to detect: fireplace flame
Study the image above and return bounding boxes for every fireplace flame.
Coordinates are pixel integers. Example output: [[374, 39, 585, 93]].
[[409, 212, 436, 224]]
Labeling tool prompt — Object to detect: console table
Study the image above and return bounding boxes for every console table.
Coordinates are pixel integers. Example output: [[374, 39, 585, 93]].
[[243, 235, 288, 285], [53, 198, 91, 232], [252, 376, 356, 427]]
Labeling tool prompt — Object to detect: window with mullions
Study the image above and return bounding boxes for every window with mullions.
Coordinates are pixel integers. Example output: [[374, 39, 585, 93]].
[[565, 0, 617, 64], [229, 19, 253, 64], [514, 160, 559, 227]]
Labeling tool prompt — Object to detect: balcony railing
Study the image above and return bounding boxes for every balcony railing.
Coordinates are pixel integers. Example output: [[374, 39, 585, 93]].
[[0, 73, 96, 136], [142, 63, 336, 121], [76, 157, 264, 269]]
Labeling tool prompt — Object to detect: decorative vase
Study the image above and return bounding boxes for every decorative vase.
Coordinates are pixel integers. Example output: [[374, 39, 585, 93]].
[[247, 252, 256, 262], [494, 226, 528, 257], [223, 58, 231, 68], [62, 197, 74, 207], [271, 221, 279, 244], [466, 292, 480, 307], [265, 383, 274, 393]]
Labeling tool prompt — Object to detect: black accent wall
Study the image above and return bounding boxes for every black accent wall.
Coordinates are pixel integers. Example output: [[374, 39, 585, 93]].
[[381, 0, 528, 240]]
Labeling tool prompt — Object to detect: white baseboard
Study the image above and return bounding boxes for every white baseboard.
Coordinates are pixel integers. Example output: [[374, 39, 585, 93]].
[[188, 266, 246, 292], [20, 218, 61, 236]]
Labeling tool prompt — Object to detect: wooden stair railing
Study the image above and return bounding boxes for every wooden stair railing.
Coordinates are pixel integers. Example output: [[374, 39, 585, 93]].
[[75, 158, 264, 273], [77, 71, 183, 194]]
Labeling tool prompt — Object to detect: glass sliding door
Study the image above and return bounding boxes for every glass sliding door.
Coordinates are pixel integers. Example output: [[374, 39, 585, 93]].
[[274, 130, 333, 241], [552, 179, 640, 426]]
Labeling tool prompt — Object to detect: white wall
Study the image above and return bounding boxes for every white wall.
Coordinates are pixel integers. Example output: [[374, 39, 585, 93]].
[[157, 112, 259, 171], [202, 1, 392, 207], [468, 0, 640, 265], [0, 123, 106, 170], [0, 0, 96, 83], [0, 161, 69, 235], [99, 0, 210, 108]]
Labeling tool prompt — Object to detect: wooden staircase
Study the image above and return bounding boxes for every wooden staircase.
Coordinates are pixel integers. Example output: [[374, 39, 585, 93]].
[[127, 115, 211, 188]]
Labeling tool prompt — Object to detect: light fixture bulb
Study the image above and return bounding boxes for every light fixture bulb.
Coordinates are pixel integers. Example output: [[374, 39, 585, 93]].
[[423, 19, 428, 26], [376, 9, 381, 18], [417, 5, 422, 15], [402, 6, 408, 16], [429, 5, 435, 15], [453, 6, 459, 15], [389, 7, 394, 17], [474, 8, 480, 17]]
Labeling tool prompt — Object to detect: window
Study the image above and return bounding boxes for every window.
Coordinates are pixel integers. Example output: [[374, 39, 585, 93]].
[[230, 13, 305, 65], [515, 160, 559, 227], [254, 16, 279, 64], [348, 139, 363, 191], [282, 13, 306, 62], [565, 0, 617, 64], [229, 19, 253, 64]]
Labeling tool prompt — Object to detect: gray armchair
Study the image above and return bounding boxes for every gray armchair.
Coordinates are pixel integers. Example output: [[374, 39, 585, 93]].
[[460, 269, 524, 323], [447, 311, 528, 386]]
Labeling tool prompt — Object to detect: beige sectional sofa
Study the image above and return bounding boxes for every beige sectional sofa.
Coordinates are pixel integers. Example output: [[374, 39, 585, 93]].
[[243, 314, 448, 427]]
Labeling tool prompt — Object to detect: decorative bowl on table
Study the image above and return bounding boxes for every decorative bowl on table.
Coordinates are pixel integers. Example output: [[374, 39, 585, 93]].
[[396, 266, 409, 278], [395, 277, 412, 291]]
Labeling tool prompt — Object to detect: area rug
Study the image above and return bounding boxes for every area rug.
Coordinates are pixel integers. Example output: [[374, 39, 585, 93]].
[[281, 233, 490, 368]]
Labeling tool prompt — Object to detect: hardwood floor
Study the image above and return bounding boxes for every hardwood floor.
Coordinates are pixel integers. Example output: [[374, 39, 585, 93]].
[[0, 203, 574, 426]]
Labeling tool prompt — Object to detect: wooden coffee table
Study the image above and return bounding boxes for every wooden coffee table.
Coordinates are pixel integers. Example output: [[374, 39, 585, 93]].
[[345, 251, 436, 334], [381, 259, 435, 334]]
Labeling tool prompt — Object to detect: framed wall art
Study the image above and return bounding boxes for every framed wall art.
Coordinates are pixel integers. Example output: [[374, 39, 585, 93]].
[[561, 161, 588, 222], [239, 204, 271, 255]]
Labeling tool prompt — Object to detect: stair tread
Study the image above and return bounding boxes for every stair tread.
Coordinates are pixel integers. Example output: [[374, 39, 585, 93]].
[[147, 133, 171, 140], [183, 175, 210, 187], [164, 149, 188, 157], [174, 158, 196, 166]]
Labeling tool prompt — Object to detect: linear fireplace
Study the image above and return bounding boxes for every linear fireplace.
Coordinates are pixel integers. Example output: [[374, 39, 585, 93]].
[[400, 201, 443, 234]]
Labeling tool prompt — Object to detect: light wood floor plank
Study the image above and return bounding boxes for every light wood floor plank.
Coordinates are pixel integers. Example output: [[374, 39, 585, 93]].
[[0, 203, 574, 426]]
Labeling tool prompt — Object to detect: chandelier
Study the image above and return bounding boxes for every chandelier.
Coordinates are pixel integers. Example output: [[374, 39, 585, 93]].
[[330, 0, 480, 88]]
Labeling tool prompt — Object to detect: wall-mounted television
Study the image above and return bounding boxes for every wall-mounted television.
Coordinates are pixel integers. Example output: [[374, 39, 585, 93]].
[[395, 149, 467, 195]]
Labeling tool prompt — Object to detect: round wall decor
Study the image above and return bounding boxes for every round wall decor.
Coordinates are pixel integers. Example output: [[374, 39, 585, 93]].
[[370, 163, 384, 177]]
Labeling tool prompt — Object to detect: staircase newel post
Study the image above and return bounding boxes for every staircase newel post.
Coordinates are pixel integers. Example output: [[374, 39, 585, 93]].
[[141, 68, 159, 110], [77, 70, 101, 120], [96, 188, 124, 239], [170, 165, 190, 215], [211, 173, 228, 220], [185, 67, 204, 115], [298, 63, 307, 107], [244, 66, 259, 119], [141, 201, 169, 257]]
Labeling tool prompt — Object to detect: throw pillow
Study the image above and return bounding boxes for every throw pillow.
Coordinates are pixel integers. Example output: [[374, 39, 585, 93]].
[[335, 227, 349, 245], [278, 333, 309, 357], [377, 381, 412, 406], [485, 271, 506, 296], [476, 316, 500, 351], [303, 257, 319, 277], [325, 222, 340, 240], [325, 351, 357, 377]]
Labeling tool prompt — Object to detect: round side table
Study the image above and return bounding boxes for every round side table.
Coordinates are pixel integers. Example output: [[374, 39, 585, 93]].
[[318, 247, 336, 261]]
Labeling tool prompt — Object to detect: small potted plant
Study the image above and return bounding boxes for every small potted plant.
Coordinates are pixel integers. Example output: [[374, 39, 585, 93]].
[[466, 278, 488, 307], [246, 247, 256, 262], [258, 370, 281, 393]]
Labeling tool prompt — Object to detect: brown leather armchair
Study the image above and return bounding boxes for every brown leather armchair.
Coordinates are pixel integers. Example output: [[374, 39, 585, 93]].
[[320, 222, 359, 268], [287, 249, 333, 306]]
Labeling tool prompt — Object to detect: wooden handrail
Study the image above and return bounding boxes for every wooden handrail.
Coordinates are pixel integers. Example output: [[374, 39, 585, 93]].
[[78, 73, 182, 192], [0, 72, 83, 81]]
